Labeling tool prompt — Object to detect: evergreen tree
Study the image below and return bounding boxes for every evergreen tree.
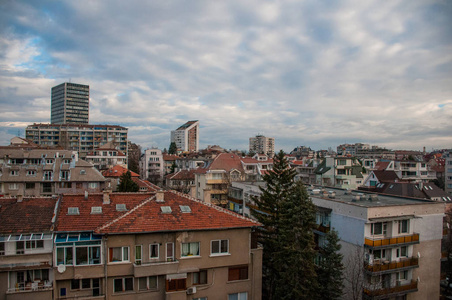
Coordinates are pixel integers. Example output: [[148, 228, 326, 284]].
[[317, 229, 344, 300], [168, 142, 177, 155], [253, 150, 318, 300], [118, 171, 139, 192]]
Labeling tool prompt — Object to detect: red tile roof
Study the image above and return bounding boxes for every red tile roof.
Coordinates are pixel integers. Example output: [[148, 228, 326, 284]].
[[54, 191, 259, 233], [166, 170, 196, 180], [209, 153, 245, 173], [375, 161, 390, 170], [0, 197, 57, 234], [102, 165, 140, 178], [163, 154, 179, 161], [132, 178, 160, 192], [96, 191, 260, 234], [55, 193, 151, 232], [371, 170, 400, 182]]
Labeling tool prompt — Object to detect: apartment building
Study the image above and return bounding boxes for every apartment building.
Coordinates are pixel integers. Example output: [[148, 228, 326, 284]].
[[194, 153, 245, 206], [249, 135, 275, 157], [0, 148, 105, 197], [51, 82, 89, 124], [85, 142, 128, 170], [53, 190, 262, 300], [165, 169, 196, 195], [25, 123, 128, 159], [446, 152, 452, 196], [310, 188, 444, 300], [170, 121, 199, 153], [140, 148, 164, 185], [0, 197, 57, 300], [314, 157, 365, 189]]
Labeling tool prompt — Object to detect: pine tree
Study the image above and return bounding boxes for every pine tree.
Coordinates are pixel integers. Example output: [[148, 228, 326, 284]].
[[168, 142, 177, 155], [118, 171, 139, 192], [317, 229, 344, 300], [253, 150, 318, 300]]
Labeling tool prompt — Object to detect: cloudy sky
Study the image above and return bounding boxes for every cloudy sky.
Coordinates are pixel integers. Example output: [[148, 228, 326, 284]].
[[1, 0, 451, 152]]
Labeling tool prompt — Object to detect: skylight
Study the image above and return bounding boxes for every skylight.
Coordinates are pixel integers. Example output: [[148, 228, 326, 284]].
[[179, 205, 191, 213], [160, 206, 172, 213], [68, 207, 80, 215], [116, 204, 127, 211], [91, 206, 102, 214]]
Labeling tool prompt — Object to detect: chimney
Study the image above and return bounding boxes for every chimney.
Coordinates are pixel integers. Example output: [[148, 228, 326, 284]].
[[17, 194, 23, 202], [103, 189, 111, 204], [156, 190, 165, 202]]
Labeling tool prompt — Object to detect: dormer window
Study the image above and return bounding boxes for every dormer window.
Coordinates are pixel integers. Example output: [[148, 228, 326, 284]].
[[116, 204, 127, 211], [91, 207, 102, 214], [179, 205, 191, 213], [27, 170, 36, 176], [160, 206, 172, 214], [10, 170, 19, 176], [46, 159, 53, 164]]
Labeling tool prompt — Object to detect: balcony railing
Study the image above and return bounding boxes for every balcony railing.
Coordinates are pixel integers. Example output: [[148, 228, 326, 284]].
[[365, 257, 418, 273], [363, 280, 417, 299], [364, 233, 419, 248], [7, 281, 53, 293], [315, 224, 331, 234]]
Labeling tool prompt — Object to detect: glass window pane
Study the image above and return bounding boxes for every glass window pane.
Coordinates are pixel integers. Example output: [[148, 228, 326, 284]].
[[125, 278, 133, 291], [149, 276, 157, 289], [123, 247, 129, 261], [114, 279, 122, 292], [65, 247, 73, 265], [76, 247, 88, 265], [139, 277, 147, 290], [212, 241, 219, 254]]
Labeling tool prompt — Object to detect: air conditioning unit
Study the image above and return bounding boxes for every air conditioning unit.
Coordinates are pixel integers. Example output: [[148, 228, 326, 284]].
[[187, 287, 197, 295]]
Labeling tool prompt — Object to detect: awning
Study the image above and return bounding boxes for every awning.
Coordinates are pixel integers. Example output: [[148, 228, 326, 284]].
[[166, 273, 187, 280], [368, 215, 417, 222]]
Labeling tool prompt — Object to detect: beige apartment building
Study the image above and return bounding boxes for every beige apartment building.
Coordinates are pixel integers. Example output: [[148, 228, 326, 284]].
[[53, 190, 262, 300], [0, 197, 57, 300], [0, 148, 105, 197]]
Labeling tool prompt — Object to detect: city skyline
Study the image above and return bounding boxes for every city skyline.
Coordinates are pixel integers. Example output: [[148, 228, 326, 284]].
[[0, 1, 451, 152]]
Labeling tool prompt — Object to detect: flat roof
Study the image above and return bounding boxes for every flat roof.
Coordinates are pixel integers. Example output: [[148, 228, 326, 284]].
[[309, 186, 435, 207]]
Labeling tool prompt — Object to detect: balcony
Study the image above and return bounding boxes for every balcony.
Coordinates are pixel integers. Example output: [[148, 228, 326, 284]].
[[365, 257, 419, 275], [206, 179, 227, 184], [6, 282, 53, 300], [364, 233, 419, 249], [314, 224, 331, 234], [363, 280, 418, 300], [134, 259, 179, 277]]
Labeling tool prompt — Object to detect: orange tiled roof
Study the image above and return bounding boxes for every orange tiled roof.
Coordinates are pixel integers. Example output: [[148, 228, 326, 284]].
[[54, 192, 259, 233], [0, 197, 57, 234], [102, 165, 140, 178], [96, 191, 260, 234], [209, 153, 245, 173], [132, 178, 160, 192]]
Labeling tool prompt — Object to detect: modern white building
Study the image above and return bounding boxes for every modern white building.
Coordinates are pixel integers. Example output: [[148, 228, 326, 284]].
[[140, 148, 164, 184], [170, 120, 199, 153]]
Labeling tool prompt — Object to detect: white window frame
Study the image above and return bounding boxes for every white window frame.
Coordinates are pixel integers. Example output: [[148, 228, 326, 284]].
[[9, 183, 19, 190], [166, 242, 174, 261], [138, 276, 158, 291], [150, 244, 159, 259], [135, 245, 142, 264], [109, 246, 130, 263], [211, 239, 229, 256], [181, 242, 200, 257], [398, 220, 409, 234], [228, 292, 248, 300]]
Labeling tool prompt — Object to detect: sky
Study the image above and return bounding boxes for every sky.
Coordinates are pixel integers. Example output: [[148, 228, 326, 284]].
[[0, 0, 451, 153]]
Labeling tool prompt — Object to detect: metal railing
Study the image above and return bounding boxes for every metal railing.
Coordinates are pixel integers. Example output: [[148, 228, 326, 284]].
[[365, 233, 419, 247]]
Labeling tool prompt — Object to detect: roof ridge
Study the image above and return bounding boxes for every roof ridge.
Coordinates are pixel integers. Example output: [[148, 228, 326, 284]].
[[169, 190, 260, 225], [96, 195, 156, 232]]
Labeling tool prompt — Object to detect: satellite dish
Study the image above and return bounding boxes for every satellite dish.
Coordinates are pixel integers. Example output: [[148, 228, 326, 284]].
[[57, 264, 66, 273]]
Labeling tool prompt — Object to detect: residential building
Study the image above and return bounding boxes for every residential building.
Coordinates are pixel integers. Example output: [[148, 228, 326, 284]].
[[309, 187, 444, 300], [290, 146, 315, 159], [51, 82, 89, 124], [162, 154, 178, 174], [101, 165, 140, 191], [25, 123, 128, 159], [140, 148, 164, 185], [240, 154, 273, 181], [249, 135, 275, 157], [194, 153, 245, 206], [53, 190, 262, 300], [447, 152, 452, 196], [228, 181, 266, 218], [170, 121, 199, 153], [165, 169, 196, 195], [0, 148, 105, 197], [0, 197, 57, 300], [314, 157, 365, 189], [85, 142, 128, 170]]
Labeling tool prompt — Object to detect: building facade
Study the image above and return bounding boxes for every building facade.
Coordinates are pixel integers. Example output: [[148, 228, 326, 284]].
[[0, 148, 105, 197], [170, 121, 199, 153], [25, 123, 128, 159], [140, 148, 164, 185], [51, 82, 89, 124], [446, 152, 452, 196], [249, 135, 275, 157]]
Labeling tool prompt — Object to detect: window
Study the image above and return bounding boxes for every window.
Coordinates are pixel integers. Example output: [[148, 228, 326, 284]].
[[57, 247, 73, 265], [26, 182, 35, 189], [371, 222, 387, 235], [166, 278, 186, 292], [398, 220, 409, 234], [150, 244, 159, 259], [161, 206, 172, 213], [0, 242, 5, 255], [135, 245, 142, 264], [397, 270, 408, 280], [71, 279, 80, 290], [9, 183, 19, 190], [76, 246, 101, 265], [372, 249, 386, 260], [193, 298, 207, 300], [228, 266, 248, 281], [116, 204, 127, 211], [68, 207, 80, 215], [26, 239, 44, 249], [397, 246, 408, 258], [61, 171, 69, 180], [166, 243, 174, 261], [193, 270, 207, 285], [181, 242, 200, 257], [44, 171, 52, 180], [10, 170, 18, 176], [27, 170, 36, 176], [109, 247, 129, 263], [138, 276, 158, 291], [114, 277, 133, 293], [88, 182, 98, 189], [179, 205, 191, 213], [211, 239, 229, 255], [228, 292, 248, 300], [60, 288, 67, 297]]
